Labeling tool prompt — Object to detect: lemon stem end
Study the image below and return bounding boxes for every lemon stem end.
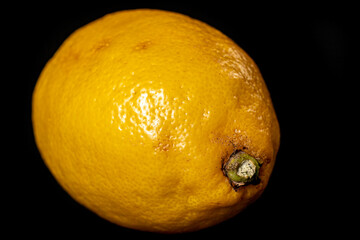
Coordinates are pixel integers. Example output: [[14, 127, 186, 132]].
[[223, 151, 260, 188]]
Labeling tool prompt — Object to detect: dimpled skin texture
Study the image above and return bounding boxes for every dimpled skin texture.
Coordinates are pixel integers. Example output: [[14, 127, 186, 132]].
[[32, 9, 280, 233]]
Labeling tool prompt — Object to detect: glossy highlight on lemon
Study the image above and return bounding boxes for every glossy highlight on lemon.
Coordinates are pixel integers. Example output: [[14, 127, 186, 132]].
[[32, 9, 280, 233]]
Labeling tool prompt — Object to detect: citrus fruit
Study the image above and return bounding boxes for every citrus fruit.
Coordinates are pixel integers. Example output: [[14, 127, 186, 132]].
[[32, 9, 280, 233]]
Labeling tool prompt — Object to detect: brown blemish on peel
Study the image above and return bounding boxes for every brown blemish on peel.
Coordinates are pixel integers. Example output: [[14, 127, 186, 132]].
[[93, 39, 111, 52], [134, 40, 152, 51], [65, 51, 80, 61], [155, 135, 172, 152], [157, 141, 171, 152]]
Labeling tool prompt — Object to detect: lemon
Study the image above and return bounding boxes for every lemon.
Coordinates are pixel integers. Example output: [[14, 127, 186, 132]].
[[32, 9, 280, 233]]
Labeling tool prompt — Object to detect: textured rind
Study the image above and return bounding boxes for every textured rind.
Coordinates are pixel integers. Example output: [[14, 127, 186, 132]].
[[32, 9, 280, 233]]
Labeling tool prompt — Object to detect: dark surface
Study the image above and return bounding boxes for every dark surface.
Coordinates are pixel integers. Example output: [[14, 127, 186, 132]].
[[11, 1, 355, 238]]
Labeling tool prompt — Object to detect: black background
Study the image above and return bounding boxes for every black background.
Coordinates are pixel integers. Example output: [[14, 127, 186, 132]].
[[11, 1, 355, 238]]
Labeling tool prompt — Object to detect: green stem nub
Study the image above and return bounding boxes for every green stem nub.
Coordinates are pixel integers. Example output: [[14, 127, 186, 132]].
[[224, 151, 260, 187]]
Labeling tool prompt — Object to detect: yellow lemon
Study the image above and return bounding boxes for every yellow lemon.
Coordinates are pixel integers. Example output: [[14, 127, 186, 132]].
[[32, 9, 280, 233]]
